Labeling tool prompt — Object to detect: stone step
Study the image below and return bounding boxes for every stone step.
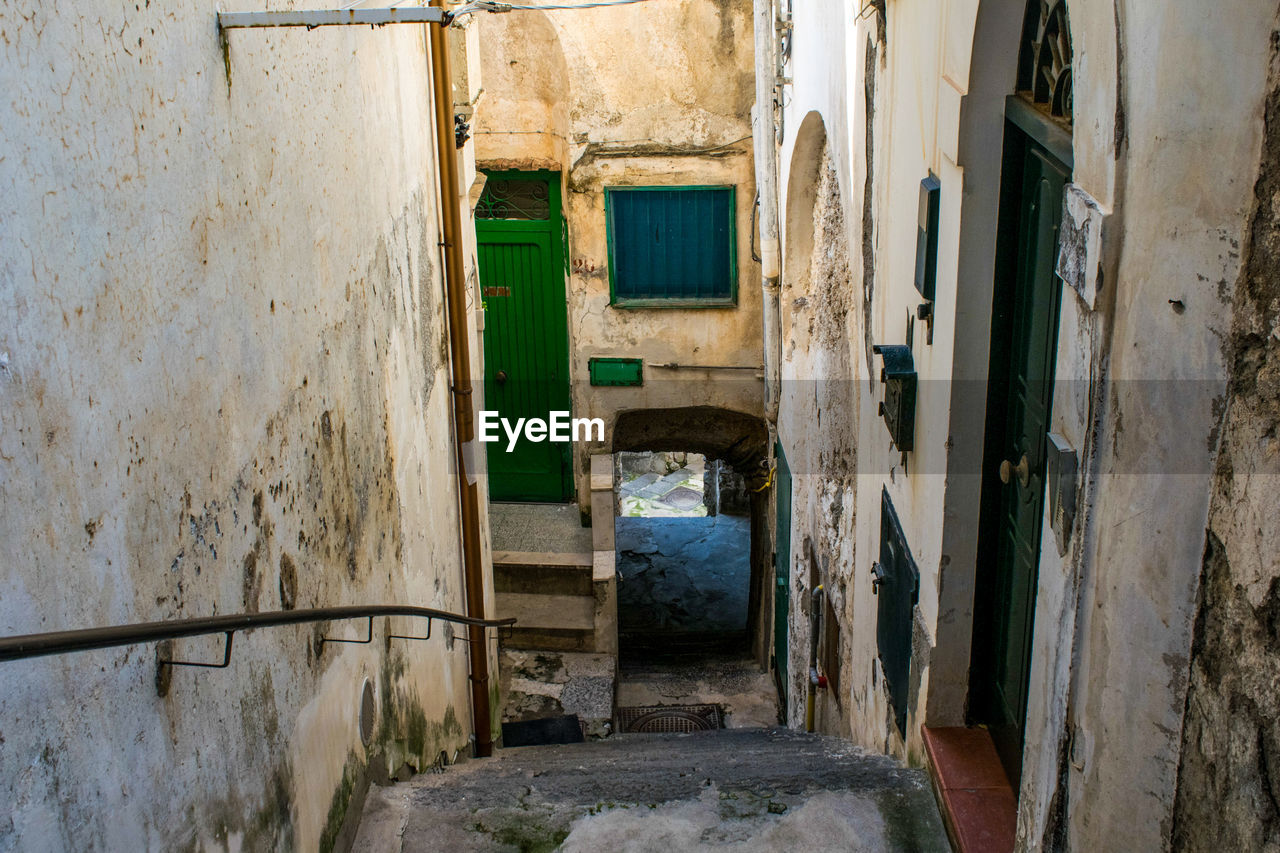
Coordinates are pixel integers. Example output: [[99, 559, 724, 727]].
[[354, 727, 950, 851], [493, 550, 594, 597], [495, 593, 595, 630], [492, 550, 615, 653]]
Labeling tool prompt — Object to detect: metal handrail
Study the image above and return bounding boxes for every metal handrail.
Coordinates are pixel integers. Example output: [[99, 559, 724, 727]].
[[0, 605, 516, 664]]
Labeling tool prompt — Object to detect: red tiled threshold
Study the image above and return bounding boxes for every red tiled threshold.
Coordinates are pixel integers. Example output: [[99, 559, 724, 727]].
[[922, 726, 1017, 853]]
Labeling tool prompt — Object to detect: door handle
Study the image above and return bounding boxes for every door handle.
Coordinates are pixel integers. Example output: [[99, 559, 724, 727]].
[[870, 561, 886, 594], [999, 454, 1031, 488], [495, 370, 508, 386]]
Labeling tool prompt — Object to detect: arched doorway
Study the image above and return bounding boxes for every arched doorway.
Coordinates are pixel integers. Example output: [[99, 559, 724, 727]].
[[966, 0, 1074, 786], [609, 407, 777, 727]]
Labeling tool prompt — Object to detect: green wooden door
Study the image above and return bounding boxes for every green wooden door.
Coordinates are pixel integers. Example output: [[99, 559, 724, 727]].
[[476, 172, 572, 502], [774, 442, 792, 713], [971, 124, 1069, 783]]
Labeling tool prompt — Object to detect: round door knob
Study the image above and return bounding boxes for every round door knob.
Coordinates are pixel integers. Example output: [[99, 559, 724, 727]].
[[999, 455, 1031, 487], [495, 370, 508, 385]]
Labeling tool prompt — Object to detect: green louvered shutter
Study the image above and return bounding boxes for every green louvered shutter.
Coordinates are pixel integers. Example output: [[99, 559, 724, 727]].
[[606, 187, 737, 306]]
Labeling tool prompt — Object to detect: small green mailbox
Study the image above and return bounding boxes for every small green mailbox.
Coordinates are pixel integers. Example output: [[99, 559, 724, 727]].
[[588, 357, 644, 387]]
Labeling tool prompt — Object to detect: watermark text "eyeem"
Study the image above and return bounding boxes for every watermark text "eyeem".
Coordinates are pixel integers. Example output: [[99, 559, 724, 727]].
[[478, 411, 604, 452]]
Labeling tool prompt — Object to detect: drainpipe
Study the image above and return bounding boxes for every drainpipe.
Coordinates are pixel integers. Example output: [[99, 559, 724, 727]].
[[428, 1, 494, 758], [753, 0, 782, 424]]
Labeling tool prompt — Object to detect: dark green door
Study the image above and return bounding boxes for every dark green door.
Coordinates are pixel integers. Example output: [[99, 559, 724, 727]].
[[971, 121, 1069, 783], [476, 172, 572, 502], [774, 442, 792, 713]]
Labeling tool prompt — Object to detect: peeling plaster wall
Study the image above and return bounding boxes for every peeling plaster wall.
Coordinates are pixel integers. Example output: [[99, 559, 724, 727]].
[[1173, 40, 1280, 853], [0, 6, 486, 850], [1060, 4, 1275, 850], [473, 0, 763, 507], [776, 0, 1280, 849], [777, 145, 861, 738]]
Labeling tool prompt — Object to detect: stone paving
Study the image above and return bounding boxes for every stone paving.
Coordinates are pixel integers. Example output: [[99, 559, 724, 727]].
[[619, 454, 709, 518], [617, 654, 780, 729], [616, 515, 751, 637]]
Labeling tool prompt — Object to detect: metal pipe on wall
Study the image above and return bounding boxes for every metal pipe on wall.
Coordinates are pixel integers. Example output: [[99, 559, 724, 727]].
[[428, 2, 495, 758], [753, 0, 782, 424]]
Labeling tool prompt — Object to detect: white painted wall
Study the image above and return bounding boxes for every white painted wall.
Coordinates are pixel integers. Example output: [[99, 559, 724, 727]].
[[773, 0, 1279, 848], [0, 5, 486, 849]]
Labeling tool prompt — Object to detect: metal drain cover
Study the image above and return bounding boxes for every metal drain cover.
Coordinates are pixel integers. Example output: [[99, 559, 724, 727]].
[[616, 704, 724, 734]]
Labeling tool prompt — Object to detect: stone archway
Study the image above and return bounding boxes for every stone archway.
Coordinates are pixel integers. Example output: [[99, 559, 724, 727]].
[[610, 406, 771, 666]]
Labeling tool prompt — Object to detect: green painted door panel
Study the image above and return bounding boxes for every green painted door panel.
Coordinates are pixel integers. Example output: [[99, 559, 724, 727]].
[[971, 127, 1069, 784], [477, 173, 571, 502], [774, 442, 792, 714]]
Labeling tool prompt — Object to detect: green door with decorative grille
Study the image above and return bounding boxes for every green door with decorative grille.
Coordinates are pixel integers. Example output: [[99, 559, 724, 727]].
[[476, 172, 572, 502]]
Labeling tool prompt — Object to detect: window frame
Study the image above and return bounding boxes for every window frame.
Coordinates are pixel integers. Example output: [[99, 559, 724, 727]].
[[604, 185, 739, 308]]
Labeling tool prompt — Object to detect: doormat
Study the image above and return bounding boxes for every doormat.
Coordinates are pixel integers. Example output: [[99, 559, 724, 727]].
[[615, 704, 725, 734]]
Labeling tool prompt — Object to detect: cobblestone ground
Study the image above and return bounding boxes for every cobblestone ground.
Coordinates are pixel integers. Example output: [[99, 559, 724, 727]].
[[618, 452, 708, 517]]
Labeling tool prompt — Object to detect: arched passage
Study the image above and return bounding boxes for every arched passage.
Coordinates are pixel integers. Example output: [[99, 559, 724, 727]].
[[612, 406, 769, 475], [609, 407, 774, 713]]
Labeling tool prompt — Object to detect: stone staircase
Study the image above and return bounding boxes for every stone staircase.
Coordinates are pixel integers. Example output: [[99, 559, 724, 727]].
[[353, 727, 950, 851], [494, 551, 615, 654]]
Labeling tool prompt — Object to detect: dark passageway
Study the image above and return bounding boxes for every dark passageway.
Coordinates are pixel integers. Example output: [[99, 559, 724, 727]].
[[614, 451, 752, 662]]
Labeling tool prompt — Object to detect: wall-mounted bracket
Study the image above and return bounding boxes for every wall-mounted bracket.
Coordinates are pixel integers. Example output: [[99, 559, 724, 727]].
[[159, 630, 236, 669], [1047, 432, 1078, 555], [388, 618, 434, 644], [217, 7, 448, 31], [319, 615, 374, 653]]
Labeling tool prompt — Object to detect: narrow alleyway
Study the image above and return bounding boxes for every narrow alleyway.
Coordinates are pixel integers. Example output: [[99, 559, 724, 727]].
[[353, 728, 949, 851]]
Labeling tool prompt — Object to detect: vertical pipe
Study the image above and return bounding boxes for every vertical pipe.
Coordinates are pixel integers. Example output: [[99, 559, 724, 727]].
[[428, 3, 494, 757], [753, 0, 782, 423]]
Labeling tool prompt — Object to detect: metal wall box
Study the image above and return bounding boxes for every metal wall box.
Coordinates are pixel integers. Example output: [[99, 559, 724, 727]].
[[914, 174, 941, 301], [1046, 432, 1078, 555], [872, 344, 917, 452], [871, 489, 920, 737], [588, 357, 643, 387]]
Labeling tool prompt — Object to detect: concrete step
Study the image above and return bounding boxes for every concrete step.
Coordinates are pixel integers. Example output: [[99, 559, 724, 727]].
[[354, 727, 950, 852], [493, 550, 613, 653], [494, 550, 594, 597]]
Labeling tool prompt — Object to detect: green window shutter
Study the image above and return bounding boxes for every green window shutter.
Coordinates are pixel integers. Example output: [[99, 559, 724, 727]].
[[606, 187, 737, 306]]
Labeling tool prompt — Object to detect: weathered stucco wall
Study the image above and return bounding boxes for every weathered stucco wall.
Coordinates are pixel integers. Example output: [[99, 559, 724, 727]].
[[1173, 40, 1280, 853], [0, 5, 487, 850], [473, 0, 763, 506], [774, 0, 1280, 849], [777, 133, 861, 737]]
